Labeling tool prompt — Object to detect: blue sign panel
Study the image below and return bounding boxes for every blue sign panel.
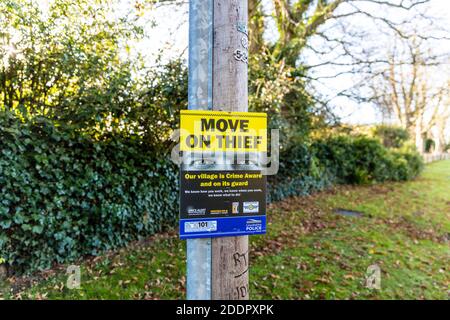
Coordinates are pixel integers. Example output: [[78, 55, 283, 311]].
[[180, 216, 266, 239]]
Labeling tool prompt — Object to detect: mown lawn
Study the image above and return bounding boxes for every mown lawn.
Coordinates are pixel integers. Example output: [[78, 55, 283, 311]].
[[1, 161, 449, 300]]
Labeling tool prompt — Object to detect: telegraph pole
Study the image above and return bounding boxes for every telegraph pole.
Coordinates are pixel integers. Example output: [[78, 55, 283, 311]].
[[211, 0, 249, 300], [187, 0, 250, 300]]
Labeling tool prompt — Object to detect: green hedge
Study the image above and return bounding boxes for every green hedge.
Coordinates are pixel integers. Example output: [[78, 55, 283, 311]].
[[0, 112, 178, 272], [269, 136, 423, 201], [268, 143, 332, 202], [0, 113, 424, 273], [312, 136, 423, 184]]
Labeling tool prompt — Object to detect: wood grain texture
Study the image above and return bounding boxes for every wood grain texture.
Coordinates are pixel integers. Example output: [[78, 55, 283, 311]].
[[211, 0, 249, 300], [212, 0, 248, 112]]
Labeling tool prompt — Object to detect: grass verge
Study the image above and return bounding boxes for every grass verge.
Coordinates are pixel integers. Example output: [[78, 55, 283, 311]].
[[1, 161, 449, 300]]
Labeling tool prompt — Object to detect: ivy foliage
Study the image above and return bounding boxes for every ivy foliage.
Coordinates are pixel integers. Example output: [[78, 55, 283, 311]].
[[0, 111, 178, 272]]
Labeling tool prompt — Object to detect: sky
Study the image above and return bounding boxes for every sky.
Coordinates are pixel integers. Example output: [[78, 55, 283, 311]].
[[36, 0, 450, 129]]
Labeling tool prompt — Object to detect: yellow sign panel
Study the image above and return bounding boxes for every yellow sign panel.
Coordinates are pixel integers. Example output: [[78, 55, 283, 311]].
[[180, 110, 267, 152]]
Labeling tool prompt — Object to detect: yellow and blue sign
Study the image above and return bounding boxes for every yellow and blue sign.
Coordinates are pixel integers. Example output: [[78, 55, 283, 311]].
[[179, 110, 267, 239]]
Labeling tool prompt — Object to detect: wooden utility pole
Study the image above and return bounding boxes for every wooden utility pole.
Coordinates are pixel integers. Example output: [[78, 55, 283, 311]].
[[211, 0, 249, 300]]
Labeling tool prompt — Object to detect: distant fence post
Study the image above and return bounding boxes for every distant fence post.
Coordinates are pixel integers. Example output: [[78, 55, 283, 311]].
[[423, 153, 450, 164]]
